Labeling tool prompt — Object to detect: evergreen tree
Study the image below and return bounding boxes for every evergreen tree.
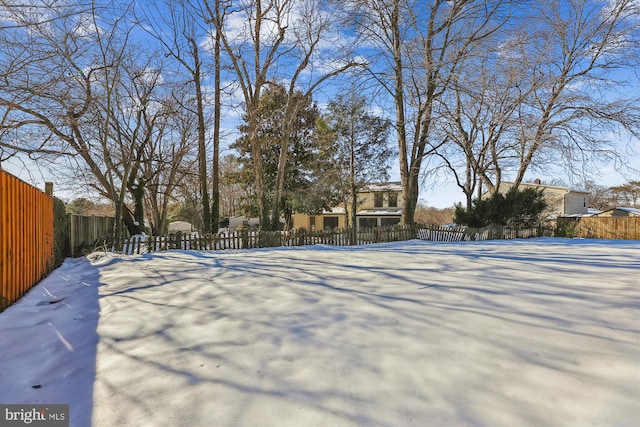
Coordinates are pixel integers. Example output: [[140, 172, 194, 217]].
[[455, 187, 547, 228], [233, 86, 339, 229]]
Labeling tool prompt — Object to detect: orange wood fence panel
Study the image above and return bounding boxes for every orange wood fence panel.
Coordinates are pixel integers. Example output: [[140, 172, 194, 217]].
[[0, 169, 55, 311]]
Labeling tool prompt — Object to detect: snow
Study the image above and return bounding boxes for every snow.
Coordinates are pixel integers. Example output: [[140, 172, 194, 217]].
[[1, 238, 639, 427]]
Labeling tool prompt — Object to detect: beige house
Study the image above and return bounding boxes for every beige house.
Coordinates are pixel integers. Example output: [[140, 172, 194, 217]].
[[488, 179, 589, 217], [292, 207, 347, 231], [352, 181, 403, 228], [292, 181, 404, 230]]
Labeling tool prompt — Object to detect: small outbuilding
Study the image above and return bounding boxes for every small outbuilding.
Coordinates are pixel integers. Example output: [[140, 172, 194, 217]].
[[591, 207, 640, 217], [168, 221, 193, 234]]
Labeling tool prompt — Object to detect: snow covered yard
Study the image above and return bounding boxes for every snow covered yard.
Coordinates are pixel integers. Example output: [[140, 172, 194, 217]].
[[1, 238, 639, 427]]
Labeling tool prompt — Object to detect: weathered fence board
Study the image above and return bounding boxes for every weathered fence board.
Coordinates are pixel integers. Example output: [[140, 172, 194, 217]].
[[68, 214, 121, 256], [0, 170, 55, 311], [105, 224, 548, 255]]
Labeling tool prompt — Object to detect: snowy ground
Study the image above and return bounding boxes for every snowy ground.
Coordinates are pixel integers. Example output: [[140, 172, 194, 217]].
[[1, 238, 639, 427]]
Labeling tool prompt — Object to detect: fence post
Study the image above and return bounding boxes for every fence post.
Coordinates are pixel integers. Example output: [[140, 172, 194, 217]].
[[68, 214, 75, 257], [241, 228, 249, 249]]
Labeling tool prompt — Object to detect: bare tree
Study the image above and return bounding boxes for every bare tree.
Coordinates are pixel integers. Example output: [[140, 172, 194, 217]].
[[582, 180, 616, 210], [344, 0, 512, 225], [138, 0, 216, 233], [202, 0, 360, 230], [433, 38, 531, 208], [610, 181, 640, 207], [141, 91, 199, 235], [0, 1, 94, 159], [218, 154, 246, 219], [209, 0, 223, 232], [0, 2, 186, 240], [0, 0, 90, 32], [0, 2, 137, 239], [404, 0, 640, 211], [500, 0, 640, 189], [201, 0, 283, 229]]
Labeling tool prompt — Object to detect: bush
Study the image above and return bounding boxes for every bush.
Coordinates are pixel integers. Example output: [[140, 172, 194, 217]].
[[455, 187, 547, 229], [52, 197, 69, 268], [555, 219, 579, 238]]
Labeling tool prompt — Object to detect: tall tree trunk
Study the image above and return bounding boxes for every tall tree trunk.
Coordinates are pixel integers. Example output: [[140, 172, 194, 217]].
[[349, 118, 357, 244], [270, 99, 301, 231], [270, 119, 292, 231], [247, 106, 268, 228], [390, 0, 412, 226], [192, 41, 211, 234], [211, 2, 221, 233]]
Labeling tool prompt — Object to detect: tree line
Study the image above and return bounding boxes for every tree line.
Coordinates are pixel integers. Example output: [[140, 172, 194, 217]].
[[1, 0, 638, 236], [584, 181, 640, 210]]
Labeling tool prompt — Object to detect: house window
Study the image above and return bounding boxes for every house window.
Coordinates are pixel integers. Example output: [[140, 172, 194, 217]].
[[323, 216, 338, 230], [310, 216, 316, 230], [583, 197, 586, 208], [381, 217, 401, 227], [359, 217, 377, 228], [388, 192, 398, 208], [374, 192, 384, 207]]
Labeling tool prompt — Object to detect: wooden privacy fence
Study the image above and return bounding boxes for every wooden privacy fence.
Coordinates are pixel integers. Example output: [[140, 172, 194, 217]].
[[557, 217, 640, 240], [106, 224, 549, 255], [0, 170, 55, 311], [68, 214, 118, 257]]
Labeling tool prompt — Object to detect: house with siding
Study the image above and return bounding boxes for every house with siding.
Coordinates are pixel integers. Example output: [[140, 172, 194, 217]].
[[488, 179, 589, 218], [292, 182, 404, 230], [353, 182, 403, 228], [292, 207, 347, 231]]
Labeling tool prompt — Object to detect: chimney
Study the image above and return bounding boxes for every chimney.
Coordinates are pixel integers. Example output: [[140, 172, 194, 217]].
[[534, 178, 541, 185]]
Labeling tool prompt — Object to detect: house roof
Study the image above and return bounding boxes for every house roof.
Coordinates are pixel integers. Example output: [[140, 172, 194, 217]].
[[321, 207, 346, 215], [593, 207, 640, 217], [499, 181, 589, 194], [356, 209, 403, 217], [361, 181, 402, 192], [618, 207, 640, 215]]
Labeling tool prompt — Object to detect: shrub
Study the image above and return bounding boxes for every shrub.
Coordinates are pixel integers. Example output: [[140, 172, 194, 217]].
[[455, 187, 547, 229], [52, 197, 69, 268], [556, 219, 579, 238]]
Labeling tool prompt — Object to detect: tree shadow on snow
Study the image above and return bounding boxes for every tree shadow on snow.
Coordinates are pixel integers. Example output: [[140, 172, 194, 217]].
[[87, 242, 640, 426], [0, 257, 104, 427]]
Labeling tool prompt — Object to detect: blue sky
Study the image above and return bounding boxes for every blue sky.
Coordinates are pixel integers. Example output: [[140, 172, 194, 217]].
[[2, 0, 639, 209]]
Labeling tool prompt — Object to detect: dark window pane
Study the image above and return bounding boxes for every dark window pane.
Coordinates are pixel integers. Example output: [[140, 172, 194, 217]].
[[323, 216, 338, 229], [359, 218, 377, 228], [388, 193, 398, 207], [381, 217, 400, 227], [374, 192, 383, 207]]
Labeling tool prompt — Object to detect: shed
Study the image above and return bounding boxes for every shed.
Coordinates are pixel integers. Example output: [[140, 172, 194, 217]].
[[591, 207, 640, 217], [168, 221, 193, 233]]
